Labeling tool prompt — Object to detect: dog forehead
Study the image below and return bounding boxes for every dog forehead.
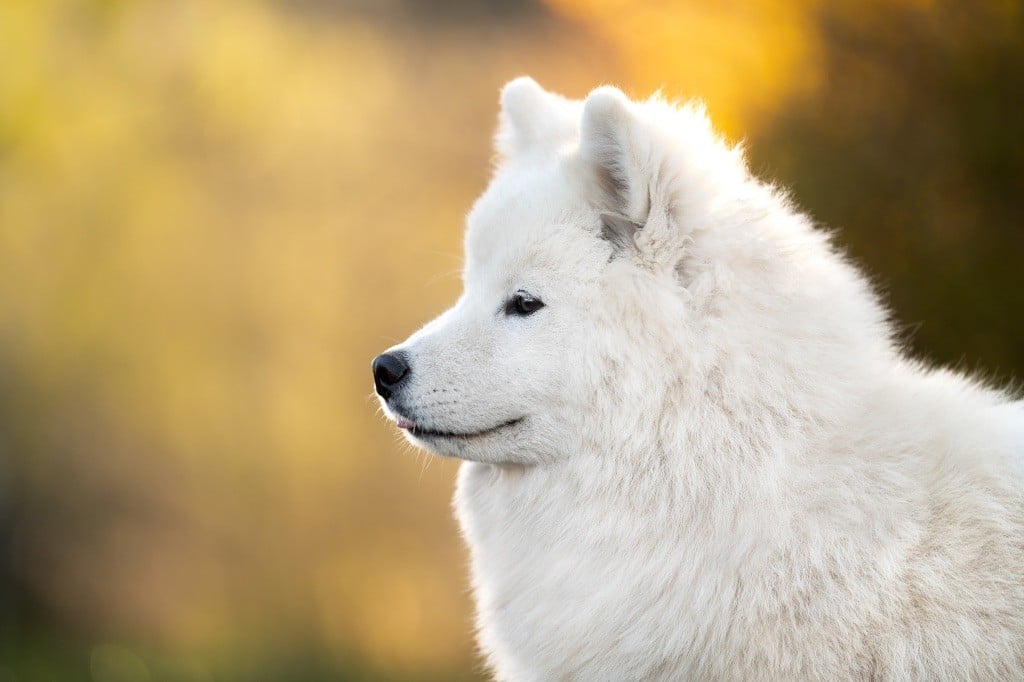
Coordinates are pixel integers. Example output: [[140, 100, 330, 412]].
[[470, 159, 574, 226], [464, 225, 577, 292], [464, 168, 596, 288]]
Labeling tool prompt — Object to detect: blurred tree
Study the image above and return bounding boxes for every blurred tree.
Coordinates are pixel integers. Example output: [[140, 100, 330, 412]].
[[751, 0, 1024, 376]]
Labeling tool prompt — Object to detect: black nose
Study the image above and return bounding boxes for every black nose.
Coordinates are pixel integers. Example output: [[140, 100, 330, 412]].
[[372, 351, 410, 400]]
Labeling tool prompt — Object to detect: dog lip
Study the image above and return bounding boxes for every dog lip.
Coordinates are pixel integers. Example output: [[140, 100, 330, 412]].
[[408, 417, 523, 440]]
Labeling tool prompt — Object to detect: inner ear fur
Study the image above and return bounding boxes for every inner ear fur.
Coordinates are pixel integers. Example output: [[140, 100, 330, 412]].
[[580, 86, 654, 258], [599, 213, 640, 255], [580, 86, 697, 274], [580, 87, 644, 217]]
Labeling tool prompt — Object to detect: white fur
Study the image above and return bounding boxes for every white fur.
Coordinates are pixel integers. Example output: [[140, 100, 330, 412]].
[[378, 77, 1024, 680]]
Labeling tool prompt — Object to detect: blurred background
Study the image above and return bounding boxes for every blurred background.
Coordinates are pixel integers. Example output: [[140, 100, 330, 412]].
[[0, 0, 1021, 679]]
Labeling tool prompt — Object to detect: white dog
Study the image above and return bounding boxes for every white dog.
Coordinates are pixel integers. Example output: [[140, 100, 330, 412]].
[[372, 77, 1024, 680]]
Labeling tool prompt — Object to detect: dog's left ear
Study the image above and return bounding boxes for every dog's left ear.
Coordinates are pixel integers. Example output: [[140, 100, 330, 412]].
[[580, 86, 681, 264], [580, 87, 648, 220]]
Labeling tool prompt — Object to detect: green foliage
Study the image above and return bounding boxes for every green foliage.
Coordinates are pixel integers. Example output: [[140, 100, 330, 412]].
[[752, 0, 1024, 376]]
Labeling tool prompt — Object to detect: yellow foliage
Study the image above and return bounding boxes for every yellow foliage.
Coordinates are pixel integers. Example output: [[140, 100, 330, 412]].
[[3, 0, 1012, 679]]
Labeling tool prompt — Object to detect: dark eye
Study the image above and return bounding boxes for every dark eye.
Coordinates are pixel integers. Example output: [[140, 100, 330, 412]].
[[504, 290, 545, 317]]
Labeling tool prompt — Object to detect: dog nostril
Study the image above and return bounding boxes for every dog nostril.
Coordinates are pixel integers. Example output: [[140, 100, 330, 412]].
[[372, 351, 411, 399]]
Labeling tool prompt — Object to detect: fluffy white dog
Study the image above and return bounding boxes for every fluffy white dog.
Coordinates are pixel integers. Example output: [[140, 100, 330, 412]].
[[372, 77, 1024, 680]]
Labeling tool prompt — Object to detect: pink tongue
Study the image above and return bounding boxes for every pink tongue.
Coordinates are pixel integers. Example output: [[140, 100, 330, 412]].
[[396, 417, 415, 429]]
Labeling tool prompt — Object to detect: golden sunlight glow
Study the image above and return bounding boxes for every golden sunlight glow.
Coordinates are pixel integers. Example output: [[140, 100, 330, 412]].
[[1, 0, 1020, 679], [543, 0, 824, 135]]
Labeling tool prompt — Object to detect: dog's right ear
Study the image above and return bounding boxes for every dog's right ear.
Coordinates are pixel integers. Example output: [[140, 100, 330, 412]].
[[496, 77, 578, 159]]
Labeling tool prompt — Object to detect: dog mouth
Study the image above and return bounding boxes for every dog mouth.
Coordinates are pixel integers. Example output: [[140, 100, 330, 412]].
[[395, 415, 523, 440]]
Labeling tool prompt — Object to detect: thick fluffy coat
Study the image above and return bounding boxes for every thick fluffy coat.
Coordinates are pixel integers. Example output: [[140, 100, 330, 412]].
[[375, 78, 1024, 680]]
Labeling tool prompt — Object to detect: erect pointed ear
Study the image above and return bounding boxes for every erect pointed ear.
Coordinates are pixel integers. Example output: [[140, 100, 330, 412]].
[[496, 77, 578, 159], [579, 86, 651, 255], [581, 86, 697, 267]]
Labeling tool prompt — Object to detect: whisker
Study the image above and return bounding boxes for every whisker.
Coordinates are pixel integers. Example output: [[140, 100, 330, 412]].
[[418, 450, 433, 485], [413, 248, 463, 265], [426, 267, 463, 287]]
